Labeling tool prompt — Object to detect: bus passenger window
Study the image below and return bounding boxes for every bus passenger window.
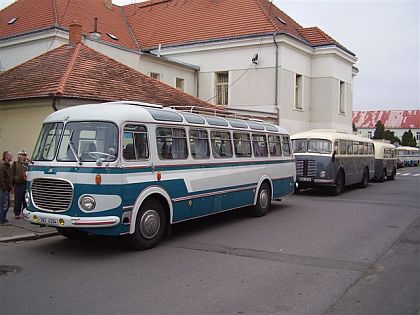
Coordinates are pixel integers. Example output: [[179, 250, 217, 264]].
[[233, 132, 252, 157], [190, 129, 210, 159], [339, 140, 346, 155], [346, 140, 353, 155], [282, 136, 291, 156], [252, 134, 268, 157], [268, 135, 282, 156], [211, 131, 233, 158], [368, 143, 374, 155], [156, 127, 188, 160], [123, 124, 149, 160]]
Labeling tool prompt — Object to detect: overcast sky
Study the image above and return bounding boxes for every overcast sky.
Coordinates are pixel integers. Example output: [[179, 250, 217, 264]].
[[1, 0, 419, 111]]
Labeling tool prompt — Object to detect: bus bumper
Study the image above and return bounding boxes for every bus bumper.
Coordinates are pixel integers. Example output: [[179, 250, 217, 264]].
[[22, 209, 120, 228], [297, 177, 335, 185]]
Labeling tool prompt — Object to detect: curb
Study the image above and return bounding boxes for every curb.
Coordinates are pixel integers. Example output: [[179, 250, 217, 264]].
[[0, 231, 59, 243]]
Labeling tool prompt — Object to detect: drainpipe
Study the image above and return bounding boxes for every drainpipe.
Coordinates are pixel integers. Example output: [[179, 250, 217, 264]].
[[273, 33, 280, 125], [49, 93, 58, 111], [196, 69, 200, 98]]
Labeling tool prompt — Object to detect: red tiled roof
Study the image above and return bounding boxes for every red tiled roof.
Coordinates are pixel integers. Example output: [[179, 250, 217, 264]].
[[0, 0, 347, 52], [353, 110, 420, 129], [0, 0, 138, 49], [0, 43, 219, 109], [124, 0, 307, 49]]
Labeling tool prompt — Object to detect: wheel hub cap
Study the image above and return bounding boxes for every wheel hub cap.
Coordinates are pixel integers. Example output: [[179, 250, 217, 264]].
[[260, 190, 269, 209], [140, 210, 160, 239]]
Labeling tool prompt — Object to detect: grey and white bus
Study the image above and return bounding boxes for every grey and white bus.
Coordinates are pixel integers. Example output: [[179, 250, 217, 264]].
[[372, 140, 397, 181], [291, 129, 374, 195]]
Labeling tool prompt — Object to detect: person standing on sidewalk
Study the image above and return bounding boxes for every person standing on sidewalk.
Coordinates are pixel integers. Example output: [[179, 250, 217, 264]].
[[0, 151, 13, 225], [13, 150, 28, 219]]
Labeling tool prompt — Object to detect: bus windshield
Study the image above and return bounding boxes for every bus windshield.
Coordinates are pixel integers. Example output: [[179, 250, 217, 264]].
[[33, 121, 119, 162], [292, 138, 332, 154]]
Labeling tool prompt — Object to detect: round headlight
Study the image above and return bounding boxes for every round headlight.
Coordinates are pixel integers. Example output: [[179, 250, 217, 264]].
[[80, 196, 96, 211], [320, 171, 326, 178], [25, 190, 30, 205]]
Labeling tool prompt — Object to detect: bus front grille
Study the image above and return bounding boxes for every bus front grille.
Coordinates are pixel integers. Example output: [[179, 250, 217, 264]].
[[31, 178, 73, 212], [296, 160, 317, 177]]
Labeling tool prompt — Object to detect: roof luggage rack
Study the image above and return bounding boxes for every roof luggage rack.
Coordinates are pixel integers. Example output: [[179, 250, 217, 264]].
[[170, 105, 258, 121], [104, 101, 163, 109]]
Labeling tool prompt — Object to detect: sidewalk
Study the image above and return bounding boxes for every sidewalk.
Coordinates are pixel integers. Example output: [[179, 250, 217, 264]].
[[0, 209, 58, 243]]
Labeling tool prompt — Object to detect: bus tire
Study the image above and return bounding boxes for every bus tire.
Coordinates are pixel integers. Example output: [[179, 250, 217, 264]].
[[331, 171, 344, 196], [56, 227, 88, 239], [388, 168, 396, 180], [129, 199, 166, 250], [359, 168, 369, 188], [379, 169, 387, 182], [251, 182, 271, 217]]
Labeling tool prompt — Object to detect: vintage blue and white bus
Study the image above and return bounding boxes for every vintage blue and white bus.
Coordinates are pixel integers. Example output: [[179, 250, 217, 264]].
[[397, 146, 420, 167], [372, 140, 397, 181], [291, 129, 374, 195], [23, 101, 295, 249]]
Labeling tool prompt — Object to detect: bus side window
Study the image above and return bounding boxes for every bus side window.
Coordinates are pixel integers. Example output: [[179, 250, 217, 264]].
[[268, 135, 282, 156], [123, 124, 149, 160], [211, 131, 233, 158], [339, 140, 346, 155], [346, 140, 353, 155], [190, 129, 210, 159], [368, 143, 374, 155], [156, 127, 188, 160], [234, 132, 252, 157], [281, 136, 291, 156], [252, 134, 268, 157]]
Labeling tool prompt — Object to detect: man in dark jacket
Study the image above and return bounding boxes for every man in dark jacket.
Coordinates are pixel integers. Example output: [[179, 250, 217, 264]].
[[13, 150, 28, 219], [0, 151, 13, 225]]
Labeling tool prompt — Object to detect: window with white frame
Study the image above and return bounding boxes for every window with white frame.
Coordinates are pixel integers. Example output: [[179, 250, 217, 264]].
[[215, 72, 229, 106], [176, 77, 185, 91], [149, 72, 161, 81], [295, 74, 303, 110], [416, 131, 420, 141], [339, 81, 346, 114], [368, 131, 372, 139]]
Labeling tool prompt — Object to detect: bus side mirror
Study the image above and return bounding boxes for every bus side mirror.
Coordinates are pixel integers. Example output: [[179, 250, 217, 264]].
[[332, 151, 336, 162]]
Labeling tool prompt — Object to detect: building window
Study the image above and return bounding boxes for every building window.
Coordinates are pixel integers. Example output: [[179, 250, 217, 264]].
[[416, 132, 420, 141], [368, 131, 372, 139], [295, 74, 303, 110], [339, 81, 346, 114], [176, 78, 185, 91], [149, 72, 161, 81], [215, 72, 229, 106]]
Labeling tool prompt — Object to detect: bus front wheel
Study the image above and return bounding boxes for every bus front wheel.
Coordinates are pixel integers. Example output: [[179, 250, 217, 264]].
[[250, 182, 271, 217], [129, 199, 166, 250], [331, 171, 344, 195], [359, 168, 369, 188], [388, 168, 396, 180]]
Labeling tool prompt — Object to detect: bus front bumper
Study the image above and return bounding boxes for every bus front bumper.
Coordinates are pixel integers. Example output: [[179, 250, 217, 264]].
[[297, 177, 335, 185], [22, 209, 120, 228]]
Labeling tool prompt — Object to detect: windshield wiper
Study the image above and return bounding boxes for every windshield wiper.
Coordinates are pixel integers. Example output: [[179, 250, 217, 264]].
[[68, 130, 82, 165]]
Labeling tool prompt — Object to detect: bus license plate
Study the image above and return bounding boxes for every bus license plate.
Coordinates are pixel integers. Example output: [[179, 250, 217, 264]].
[[39, 216, 58, 225], [299, 177, 312, 182]]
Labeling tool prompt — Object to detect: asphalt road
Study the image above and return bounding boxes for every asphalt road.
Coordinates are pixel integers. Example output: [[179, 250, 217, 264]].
[[1, 168, 419, 315]]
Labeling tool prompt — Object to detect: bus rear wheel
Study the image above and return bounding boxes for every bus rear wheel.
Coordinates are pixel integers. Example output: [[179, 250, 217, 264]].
[[388, 168, 396, 180], [250, 182, 271, 217], [359, 168, 369, 188], [129, 199, 166, 250]]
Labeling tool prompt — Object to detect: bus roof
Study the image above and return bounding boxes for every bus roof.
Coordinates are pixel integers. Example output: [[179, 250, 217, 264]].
[[44, 101, 290, 134], [396, 146, 420, 151], [291, 129, 373, 143]]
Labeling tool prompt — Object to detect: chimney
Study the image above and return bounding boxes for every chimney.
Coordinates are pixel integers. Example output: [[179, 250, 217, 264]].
[[104, 0, 112, 9], [69, 22, 82, 46], [89, 18, 101, 40]]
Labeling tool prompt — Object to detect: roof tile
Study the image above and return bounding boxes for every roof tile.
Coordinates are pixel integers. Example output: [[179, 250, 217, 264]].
[[353, 110, 420, 129]]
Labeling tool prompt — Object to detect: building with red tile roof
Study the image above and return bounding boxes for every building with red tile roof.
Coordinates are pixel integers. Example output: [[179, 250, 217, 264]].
[[0, 28, 220, 155], [353, 110, 420, 146], [1, 0, 358, 139]]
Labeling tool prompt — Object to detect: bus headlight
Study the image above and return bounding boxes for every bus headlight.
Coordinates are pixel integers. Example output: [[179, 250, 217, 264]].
[[80, 196, 96, 211], [25, 190, 31, 205], [320, 171, 326, 178]]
